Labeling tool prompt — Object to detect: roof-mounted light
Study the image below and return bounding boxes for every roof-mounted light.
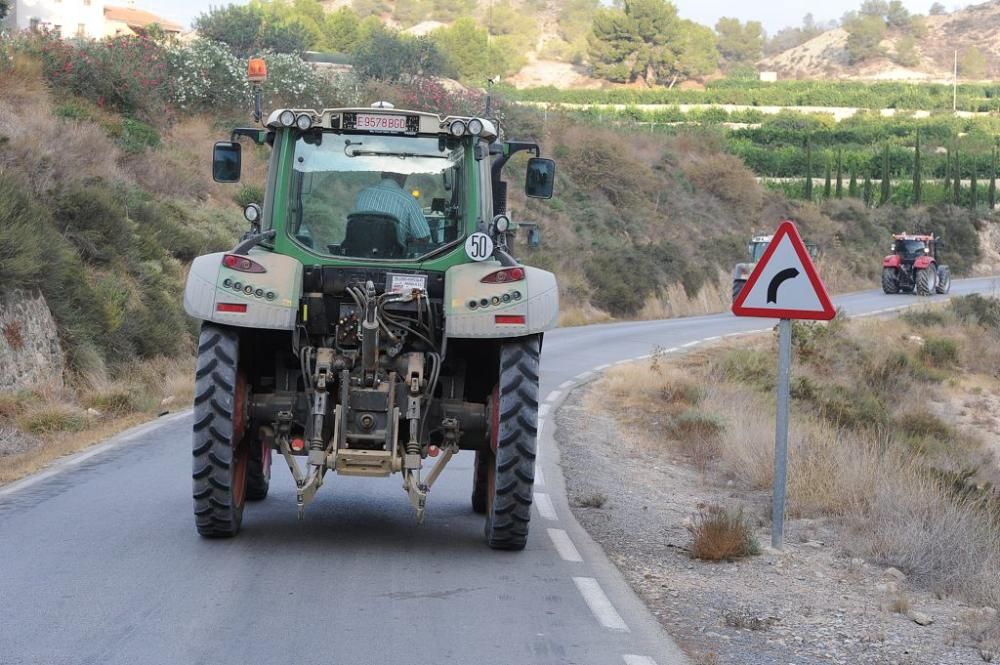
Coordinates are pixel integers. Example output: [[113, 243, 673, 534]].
[[247, 57, 267, 83], [243, 203, 261, 223], [371, 101, 395, 109], [468, 118, 484, 136], [449, 120, 467, 137], [295, 113, 313, 131], [278, 109, 296, 127]]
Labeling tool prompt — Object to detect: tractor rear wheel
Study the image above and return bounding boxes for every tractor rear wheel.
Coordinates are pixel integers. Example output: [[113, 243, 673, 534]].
[[915, 267, 936, 296], [246, 436, 271, 501], [881, 268, 900, 294], [192, 323, 250, 537], [483, 335, 540, 550], [732, 279, 746, 302], [936, 267, 951, 294], [471, 450, 490, 514]]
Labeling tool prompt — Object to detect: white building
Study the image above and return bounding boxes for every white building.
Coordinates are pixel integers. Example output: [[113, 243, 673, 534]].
[[3, 0, 181, 39]]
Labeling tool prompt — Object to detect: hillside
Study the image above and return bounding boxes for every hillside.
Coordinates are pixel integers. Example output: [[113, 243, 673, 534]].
[[761, 0, 1000, 82]]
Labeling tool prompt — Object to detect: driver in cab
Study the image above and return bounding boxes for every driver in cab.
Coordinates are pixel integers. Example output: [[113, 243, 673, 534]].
[[353, 172, 431, 248]]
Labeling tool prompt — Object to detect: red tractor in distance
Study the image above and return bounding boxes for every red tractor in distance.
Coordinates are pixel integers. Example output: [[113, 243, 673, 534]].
[[882, 233, 951, 296]]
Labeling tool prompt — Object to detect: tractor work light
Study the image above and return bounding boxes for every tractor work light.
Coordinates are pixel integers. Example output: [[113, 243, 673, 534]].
[[493, 214, 511, 233], [448, 120, 467, 137], [296, 113, 313, 131], [468, 118, 484, 136], [247, 58, 268, 83], [243, 203, 261, 223], [278, 109, 296, 127], [222, 254, 267, 273]]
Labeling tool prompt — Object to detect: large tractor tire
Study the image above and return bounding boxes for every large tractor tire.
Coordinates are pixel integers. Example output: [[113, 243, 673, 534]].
[[915, 267, 936, 296], [936, 267, 951, 294], [192, 323, 250, 537], [483, 335, 540, 550], [732, 279, 746, 302], [246, 435, 271, 501], [881, 268, 900, 294], [471, 450, 489, 514]]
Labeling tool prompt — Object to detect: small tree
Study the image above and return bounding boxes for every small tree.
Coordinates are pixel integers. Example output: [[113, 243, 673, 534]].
[[943, 146, 951, 193], [823, 158, 832, 199], [863, 174, 873, 207], [880, 143, 891, 205], [835, 149, 844, 198], [912, 130, 922, 206], [970, 166, 978, 209], [953, 148, 962, 205], [848, 169, 858, 198]]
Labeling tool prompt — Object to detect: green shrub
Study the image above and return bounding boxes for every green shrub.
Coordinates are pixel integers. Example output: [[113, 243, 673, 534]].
[[687, 505, 760, 561], [53, 184, 132, 262], [920, 337, 960, 367], [236, 184, 264, 207], [17, 406, 89, 434], [714, 349, 774, 388], [117, 118, 161, 154], [950, 294, 1000, 330], [817, 385, 889, 429], [671, 409, 725, 440]]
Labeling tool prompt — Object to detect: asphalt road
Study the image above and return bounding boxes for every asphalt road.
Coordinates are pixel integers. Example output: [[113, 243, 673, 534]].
[[1, 277, 997, 665]]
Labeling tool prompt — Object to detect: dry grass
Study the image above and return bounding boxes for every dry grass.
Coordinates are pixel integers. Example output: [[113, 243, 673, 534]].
[[688, 505, 761, 561], [591, 309, 1000, 607], [0, 356, 193, 486]]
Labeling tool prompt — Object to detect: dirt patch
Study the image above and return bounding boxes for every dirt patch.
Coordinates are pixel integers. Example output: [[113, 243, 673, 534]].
[[556, 381, 1000, 665]]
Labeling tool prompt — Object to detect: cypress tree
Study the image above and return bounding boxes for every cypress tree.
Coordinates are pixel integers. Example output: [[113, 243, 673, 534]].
[[953, 148, 962, 205], [990, 144, 997, 210], [880, 143, 891, 205], [849, 170, 858, 198], [912, 131, 922, 206], [804, 139, 813, 201], [824, 159, 832, 199], [970, 165, 978, 209], [863, 174, 873, 207], [943, 146, 951, 193], [835, 149, 844, 198]]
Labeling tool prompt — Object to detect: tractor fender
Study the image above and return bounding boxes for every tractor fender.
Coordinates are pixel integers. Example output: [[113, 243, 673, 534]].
[[913, 255, 934, 269], [444, 261, 559, 339], [883, 255, 901, 268], [732, 262, 755, 281], [183, 250, 303, 330]]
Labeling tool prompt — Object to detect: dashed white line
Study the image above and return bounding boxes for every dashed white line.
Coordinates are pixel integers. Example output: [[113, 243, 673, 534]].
[[535, 467, 545, 487], [545, 390, 562, 403], [547, 528, 583, 562], [572, 577, 630, 632], [534, 492, 558, 520], [623, 655, 658, 665], [558, 380, 575, 389]]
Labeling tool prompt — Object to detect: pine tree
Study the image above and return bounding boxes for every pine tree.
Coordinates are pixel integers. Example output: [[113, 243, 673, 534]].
[[849, 170, 858, 198], [835, 149, 844, 198], [970, 166, 978, 209], [824, 159, 832, 199], [804, 139, 813, 201], [912, 130, 922, 206], [943, 146, 951, 193], [880, 143, 891, 205], [863, 174, 873, 207], [990, 144, 997, 210]]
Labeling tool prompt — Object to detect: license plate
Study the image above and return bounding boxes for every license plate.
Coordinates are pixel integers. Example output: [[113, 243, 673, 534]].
[[354, 113, 409, 133], [387, 273, 427, 294]]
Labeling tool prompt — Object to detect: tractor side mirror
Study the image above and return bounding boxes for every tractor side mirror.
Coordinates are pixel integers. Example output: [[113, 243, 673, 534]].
[[525, 158, 555, 199], [213, 141, 242, 183]]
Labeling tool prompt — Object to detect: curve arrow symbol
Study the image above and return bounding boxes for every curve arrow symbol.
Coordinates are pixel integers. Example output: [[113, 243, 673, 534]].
[[767, 268, 799, 304]]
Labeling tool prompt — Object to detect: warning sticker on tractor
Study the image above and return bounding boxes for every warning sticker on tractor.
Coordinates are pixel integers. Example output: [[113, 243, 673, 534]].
[[387, 273, 427, 294]]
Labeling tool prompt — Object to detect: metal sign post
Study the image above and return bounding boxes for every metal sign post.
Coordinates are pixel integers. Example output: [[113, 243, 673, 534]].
[[731, 220, 836, 550], [772, 318, 792, 549]]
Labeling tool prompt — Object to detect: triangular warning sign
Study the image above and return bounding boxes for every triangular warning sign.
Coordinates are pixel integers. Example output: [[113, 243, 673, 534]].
[[732, 220, 835, 321]]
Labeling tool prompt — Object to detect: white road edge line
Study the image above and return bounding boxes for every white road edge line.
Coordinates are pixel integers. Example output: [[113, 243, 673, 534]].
[[533, 492, 558, 521], [545, 390, 562, 403], [535, 467, 545, 488], [594, 363, 611, 371], [547, 528, 583, 563], [0, 410, 191, 498], [704, 335, 721, 342], [572, 577, 630, 632], [664, 347, 678, 353], [539, 404, 551, 418], [680, 340, 701, 348], [558, 380, 575, 389], [623, 655, 658, 665], [574, 371, 594, 381]]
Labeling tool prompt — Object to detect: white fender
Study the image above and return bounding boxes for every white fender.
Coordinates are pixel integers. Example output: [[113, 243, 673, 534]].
[[444, 261, 558, 338]]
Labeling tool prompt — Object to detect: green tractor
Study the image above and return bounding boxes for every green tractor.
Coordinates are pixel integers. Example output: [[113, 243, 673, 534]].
[[183, 65, 558, 550]]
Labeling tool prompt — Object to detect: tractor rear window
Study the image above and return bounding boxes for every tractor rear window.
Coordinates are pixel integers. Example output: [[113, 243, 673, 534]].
[[286, 133, 466, 260], [896, 240, 927, 256]]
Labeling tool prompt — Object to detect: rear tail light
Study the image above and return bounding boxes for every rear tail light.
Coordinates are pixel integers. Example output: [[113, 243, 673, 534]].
[[216, 303, 247, 313], [222, 254, 266, 273], [495, 315, 526, 325], [481, 267, 525, 284]]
